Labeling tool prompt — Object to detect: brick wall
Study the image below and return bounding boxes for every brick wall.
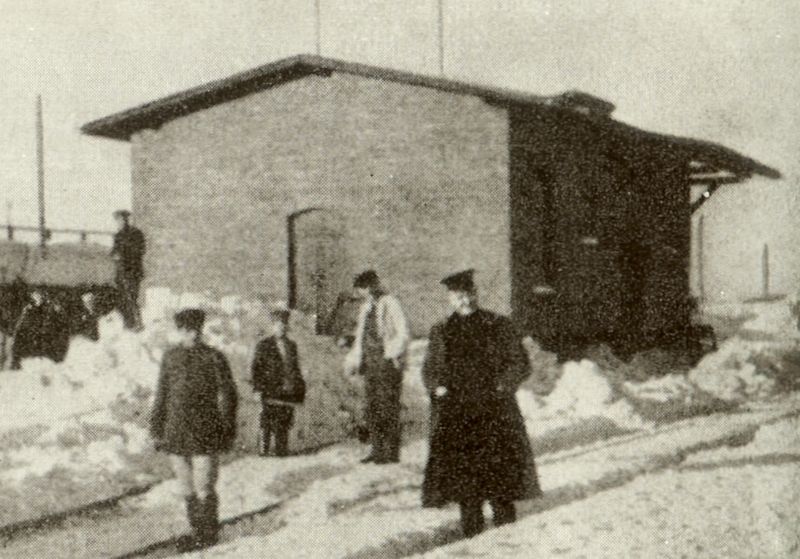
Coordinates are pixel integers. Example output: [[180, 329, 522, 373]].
[[131, 73, 510, 336]]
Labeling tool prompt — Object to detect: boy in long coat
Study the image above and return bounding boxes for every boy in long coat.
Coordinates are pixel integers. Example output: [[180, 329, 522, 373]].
[[150, 309, 238, 551], [250, 308, 306, 457], [345, 270, 410, 464], [421, 270, 541, 537]]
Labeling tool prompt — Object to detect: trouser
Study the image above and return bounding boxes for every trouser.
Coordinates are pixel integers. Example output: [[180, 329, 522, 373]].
[[169, 454, 220, 548], [458, 499, 517, 538], [116, 275, 142, 330], [260, 402, 295, 457], [364, 360, 403, 462]]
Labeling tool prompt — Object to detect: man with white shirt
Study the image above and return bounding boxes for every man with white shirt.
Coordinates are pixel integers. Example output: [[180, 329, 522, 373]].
[[345, 270, 410, 464]]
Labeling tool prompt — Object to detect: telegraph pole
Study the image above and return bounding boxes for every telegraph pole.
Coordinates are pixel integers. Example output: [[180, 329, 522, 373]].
[[437, 0, 445, 75], [36, 94, 47, 254], [314, 0, 321, 55]]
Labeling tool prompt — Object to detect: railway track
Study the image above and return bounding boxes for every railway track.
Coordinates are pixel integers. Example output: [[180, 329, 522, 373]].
[[2, 405, 798, 558], [0, 438, 341, 557]]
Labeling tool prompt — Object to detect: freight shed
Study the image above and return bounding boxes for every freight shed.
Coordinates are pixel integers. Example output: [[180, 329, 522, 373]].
[[81, 54, 779, 354]]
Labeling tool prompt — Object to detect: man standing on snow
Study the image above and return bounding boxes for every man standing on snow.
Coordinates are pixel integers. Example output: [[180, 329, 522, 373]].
[[345, 270, 410, 464], [110, 209, 145, 330], [421, 269, 541, 538], [150, 309, 238, 551]]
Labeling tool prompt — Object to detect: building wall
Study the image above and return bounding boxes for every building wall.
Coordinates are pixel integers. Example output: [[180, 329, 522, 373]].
[[509, 106, 628, 344], [130, 72, 510, 335], [509, 106, 692, 350]]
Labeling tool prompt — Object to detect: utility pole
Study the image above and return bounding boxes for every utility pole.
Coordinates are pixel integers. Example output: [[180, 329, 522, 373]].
[[437, 0, 445, 75], [314, 0, 321, 56], [36, 94, 47, 255]]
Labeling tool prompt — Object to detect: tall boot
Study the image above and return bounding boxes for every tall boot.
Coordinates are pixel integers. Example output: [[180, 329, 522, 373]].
[[196, 493, 220, 548], [177, 496, 201, 552], [274, 426, 290, 457], [259, 426, 272, 457]]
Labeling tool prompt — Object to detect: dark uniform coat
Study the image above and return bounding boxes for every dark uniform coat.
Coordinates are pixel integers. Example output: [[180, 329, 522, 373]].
[[421, 309, 541, 507], [111, 225, 146, 281], [150, 343, 238, 455], [250, 336, 306, 404]]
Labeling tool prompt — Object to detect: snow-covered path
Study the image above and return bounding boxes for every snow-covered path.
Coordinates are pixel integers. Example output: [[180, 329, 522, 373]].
[[1, 398, 797, 558], [419, 416, 800, 559], [181, 397, 800, 559]]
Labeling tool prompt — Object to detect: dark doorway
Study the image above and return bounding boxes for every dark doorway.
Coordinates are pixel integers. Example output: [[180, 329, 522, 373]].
[[287, 209, 351, 334], [617, 236, 650, 354]]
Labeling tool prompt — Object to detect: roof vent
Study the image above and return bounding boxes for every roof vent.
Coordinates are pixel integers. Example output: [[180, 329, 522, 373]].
[[553, 91, 615, 117]]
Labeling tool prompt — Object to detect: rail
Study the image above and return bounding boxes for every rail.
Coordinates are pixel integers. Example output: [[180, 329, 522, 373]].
[[1, 223, 115, 243]]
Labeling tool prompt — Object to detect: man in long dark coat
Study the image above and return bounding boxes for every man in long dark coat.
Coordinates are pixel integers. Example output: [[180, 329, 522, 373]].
[[110, 209, 146, 330], [421, 269, 541, 538], [150, 309, 238, 551], [250, 308, 306, 457]]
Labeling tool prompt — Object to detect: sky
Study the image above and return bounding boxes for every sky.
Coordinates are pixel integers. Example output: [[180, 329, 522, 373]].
[[0, 0, 797, 297]]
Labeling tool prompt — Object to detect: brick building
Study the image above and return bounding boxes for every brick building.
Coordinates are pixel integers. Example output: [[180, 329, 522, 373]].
[[82, 54, 778, 353]]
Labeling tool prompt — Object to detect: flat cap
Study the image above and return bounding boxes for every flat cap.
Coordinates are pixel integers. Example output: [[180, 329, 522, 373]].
[[173, 308, 206, 332], [269, 307, 291, 322], [353, 269, 380, 289], [440, 269, 475, 292]]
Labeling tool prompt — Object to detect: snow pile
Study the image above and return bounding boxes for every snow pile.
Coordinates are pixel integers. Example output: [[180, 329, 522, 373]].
[[689, 297, 800, 403], [623, 373, 697, 404], [518, 360, 652, 436], [1, 312, 161, 432]]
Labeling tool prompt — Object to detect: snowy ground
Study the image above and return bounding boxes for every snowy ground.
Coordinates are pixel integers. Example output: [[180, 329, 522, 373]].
[[418, 414, 800, 559], [0, 293, 797, 557], [1, 396, 796, 558]]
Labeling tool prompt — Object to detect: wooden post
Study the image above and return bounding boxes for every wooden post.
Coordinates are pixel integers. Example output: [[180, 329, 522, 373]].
[[762, 243, 770, 298], [697, 214, 705, 304]]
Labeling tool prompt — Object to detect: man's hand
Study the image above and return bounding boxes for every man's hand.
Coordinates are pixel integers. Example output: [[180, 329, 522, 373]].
[[434, 386, 447, 398]]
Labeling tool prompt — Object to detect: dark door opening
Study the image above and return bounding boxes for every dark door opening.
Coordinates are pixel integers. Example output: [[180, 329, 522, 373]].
[[287, 209, 351, 335]]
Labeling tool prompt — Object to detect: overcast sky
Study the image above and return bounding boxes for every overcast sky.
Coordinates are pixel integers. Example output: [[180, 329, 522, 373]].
[[1, 0, 797, 237]]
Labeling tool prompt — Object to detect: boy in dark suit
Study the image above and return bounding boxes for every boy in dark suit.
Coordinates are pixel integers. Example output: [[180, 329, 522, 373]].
[[250, 308, 306, 457]]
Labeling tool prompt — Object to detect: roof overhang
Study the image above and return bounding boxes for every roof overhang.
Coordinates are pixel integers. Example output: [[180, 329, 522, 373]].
[[80, 53, 780, 201]]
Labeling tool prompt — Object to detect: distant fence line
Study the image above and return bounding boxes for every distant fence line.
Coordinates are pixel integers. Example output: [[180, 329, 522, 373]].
[[2, 224, 114, 244]]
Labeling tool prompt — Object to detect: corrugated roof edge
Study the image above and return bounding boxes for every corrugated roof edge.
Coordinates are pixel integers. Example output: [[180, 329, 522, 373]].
[[79, 53, 610, 141]]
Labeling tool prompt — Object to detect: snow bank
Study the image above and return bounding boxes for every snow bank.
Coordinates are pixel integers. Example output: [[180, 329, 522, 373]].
[[1, 312, 160, 432], [518, 360, 652, 438], [689, 297, 800, 403]]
